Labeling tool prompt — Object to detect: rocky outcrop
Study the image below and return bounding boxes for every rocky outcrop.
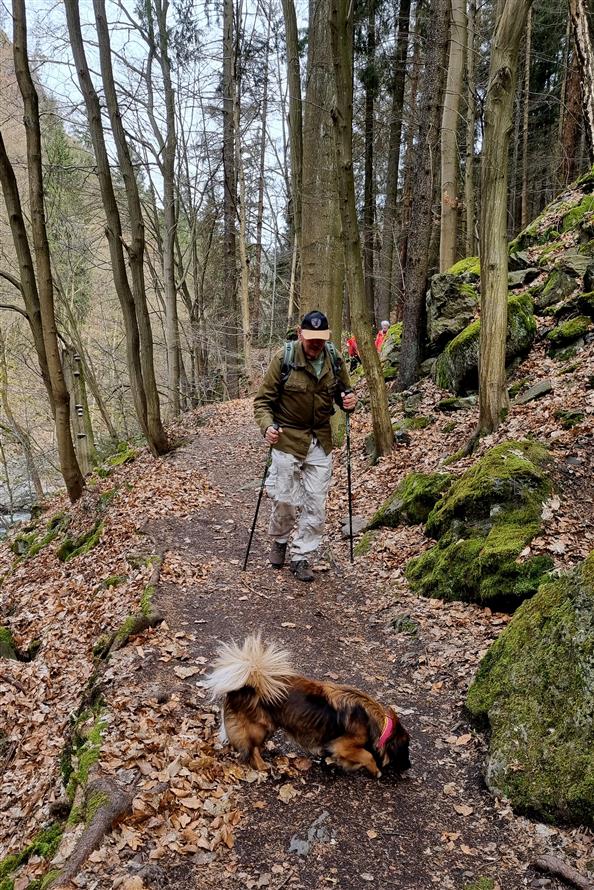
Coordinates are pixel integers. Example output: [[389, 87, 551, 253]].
[[405, 440, 554, 610], [434, 294, 536, 394], [466, 552, 594, 827], [369, 471, 452, 529]]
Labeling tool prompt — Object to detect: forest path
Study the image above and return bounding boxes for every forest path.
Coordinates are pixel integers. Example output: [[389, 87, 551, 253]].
[[140, 400, 562, 890]]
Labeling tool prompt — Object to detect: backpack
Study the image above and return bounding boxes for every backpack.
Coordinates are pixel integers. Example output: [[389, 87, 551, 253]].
[[279, 340, 343, 394]]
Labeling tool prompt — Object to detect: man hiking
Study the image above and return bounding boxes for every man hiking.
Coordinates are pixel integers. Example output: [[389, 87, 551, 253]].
[[254, 310, 357, 582]]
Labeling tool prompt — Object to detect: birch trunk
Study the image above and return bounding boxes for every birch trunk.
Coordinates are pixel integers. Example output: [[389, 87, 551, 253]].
[[330, 0, 393, 456], [440, 0, 467, 272], [478, 0, 533, 434]]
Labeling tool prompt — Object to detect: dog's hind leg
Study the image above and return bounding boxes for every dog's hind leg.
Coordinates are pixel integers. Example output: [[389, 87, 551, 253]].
[[328, 738, 382, 778]]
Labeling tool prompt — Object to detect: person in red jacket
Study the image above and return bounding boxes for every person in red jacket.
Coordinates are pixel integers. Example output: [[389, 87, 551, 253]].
[[345, 333, 360, 371], [375, 320, 390, 352]]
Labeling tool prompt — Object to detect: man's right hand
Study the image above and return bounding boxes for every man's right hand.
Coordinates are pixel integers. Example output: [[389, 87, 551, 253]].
[[265, 425, 282, 445]]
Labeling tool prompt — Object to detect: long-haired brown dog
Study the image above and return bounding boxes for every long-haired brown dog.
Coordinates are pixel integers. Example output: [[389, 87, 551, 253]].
[[205, 635, 411, 778]]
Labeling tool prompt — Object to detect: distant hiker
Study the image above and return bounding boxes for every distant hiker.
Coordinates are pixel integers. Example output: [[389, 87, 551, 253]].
[[346, 333, 360, 372], [254, 310, 357, 582], [375, 320, 390, 352]]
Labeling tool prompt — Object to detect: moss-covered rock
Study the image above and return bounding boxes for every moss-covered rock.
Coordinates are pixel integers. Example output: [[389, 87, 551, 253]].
[[535, 270, 578, 311], [426, 272, 478, 353], [0, 625, 17, 659], [447, 256, 480, 278], [546, 315, 592, 348], [561, 194, 594, 231], [369, 471, 452, 529], [434, 294, 535, 394], [57, 520, 103, 562], [466, 552, 594, 826], [379, 322, 403, 370], [406, 441, 554, 610]]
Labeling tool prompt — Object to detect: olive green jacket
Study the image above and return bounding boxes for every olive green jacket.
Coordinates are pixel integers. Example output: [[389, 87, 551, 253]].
[[253, 342, 352, 458]]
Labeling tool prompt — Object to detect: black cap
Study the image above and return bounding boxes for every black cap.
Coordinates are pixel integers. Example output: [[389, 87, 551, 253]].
[[300, 310, 330, 340]]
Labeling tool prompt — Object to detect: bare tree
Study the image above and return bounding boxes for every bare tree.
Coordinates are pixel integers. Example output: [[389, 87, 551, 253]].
[[6, 0, 84, 501], [440, 0, 467, 271], [223, 0, 240, 396], [567, 0, 594, 164], [330, 0, 393, 456], [478, 0, 534, 434]]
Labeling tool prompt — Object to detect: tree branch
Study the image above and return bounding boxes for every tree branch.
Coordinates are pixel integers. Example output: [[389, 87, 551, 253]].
[[0, 302, 29, 320]]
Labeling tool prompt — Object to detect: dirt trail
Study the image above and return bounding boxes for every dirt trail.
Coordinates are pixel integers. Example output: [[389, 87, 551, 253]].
[[138, 402, 570, 890]]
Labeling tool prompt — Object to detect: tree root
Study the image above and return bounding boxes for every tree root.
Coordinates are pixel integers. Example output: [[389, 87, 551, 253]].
[[49, 772, 133, 888], [533, 855, 594, 890], [106, 548, 165, 655]]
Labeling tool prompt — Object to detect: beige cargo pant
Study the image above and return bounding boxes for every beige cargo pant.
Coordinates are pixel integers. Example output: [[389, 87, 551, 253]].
[[265, 438, 332, 561]]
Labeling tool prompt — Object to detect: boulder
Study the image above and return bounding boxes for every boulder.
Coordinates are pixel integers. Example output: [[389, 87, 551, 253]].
[[405, 440, 554, 610], [546, 315, 592, 349], [514, 379, 553, 405], [466, 552, 594, 826], [379, 322, 402, 370], [425, 272, 478, 353], [534, 270, 577, 310], [369, 471, 452, 529], [507, 268, 540, 289], [434, 293, 536, 394]]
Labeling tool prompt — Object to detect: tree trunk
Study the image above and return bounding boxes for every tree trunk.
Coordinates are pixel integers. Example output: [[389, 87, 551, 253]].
[[92, 0, 169, 449], [568, 0, 594, 164], [520, 7, 531, 228], [63, 347, 96, 475], [64, 0, 168, 455], [253, 11, 271, 339], [330, 0, 393, 457], [301, 0, 344, 337], [398, 0, 450, 389], [0, 131, 53, 408], [478, 0, 533, 434], [559, 38, 583, 185], [363, 0, 377, 323], [223, 0, 240, 396], [0, 328, 44, 503], [281, 0, 303, 318], [440, 0, 467, 272], [236, 95, 251, 368], [376, 0, 411, 323], [12, 0, 85, 502], [464, 0, 477, 256]]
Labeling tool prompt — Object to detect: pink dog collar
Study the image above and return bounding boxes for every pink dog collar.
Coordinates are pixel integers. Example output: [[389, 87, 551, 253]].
[[376, 715, 394, 750]]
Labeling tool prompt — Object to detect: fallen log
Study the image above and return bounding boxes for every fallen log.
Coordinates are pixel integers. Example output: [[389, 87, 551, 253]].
[[533, 855, 594, 890]]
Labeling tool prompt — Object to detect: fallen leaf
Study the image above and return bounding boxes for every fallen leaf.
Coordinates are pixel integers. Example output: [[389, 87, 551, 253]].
[[454, 804, 474, 816], [277, 783, 299, 803]]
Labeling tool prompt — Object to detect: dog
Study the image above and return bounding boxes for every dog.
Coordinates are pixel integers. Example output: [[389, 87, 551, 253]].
[[205, 635, 411, 778]]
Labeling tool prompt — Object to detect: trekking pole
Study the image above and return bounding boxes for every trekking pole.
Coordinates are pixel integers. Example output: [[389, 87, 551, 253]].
[[345, 408, 354, 564], [243, 423, 279, 571]]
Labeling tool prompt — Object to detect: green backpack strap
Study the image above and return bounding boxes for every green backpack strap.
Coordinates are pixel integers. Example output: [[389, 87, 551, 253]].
[[278, 339, 342, 396]]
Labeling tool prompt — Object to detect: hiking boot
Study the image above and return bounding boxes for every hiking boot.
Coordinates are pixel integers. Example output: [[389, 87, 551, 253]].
[[269, 541, 287, 569], [290, 559, 315, 582]]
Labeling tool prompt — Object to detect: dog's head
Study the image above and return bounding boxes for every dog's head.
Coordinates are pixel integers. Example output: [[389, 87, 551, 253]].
[[379, 711, 411, 773]]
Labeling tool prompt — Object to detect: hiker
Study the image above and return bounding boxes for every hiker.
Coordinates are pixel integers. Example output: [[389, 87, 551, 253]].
[[345, 333, 360, 371], [375, 319, 390, 352], [254, 310, 357, 582]]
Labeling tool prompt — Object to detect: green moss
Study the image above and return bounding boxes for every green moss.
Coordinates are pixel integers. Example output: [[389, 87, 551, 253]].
[[10, 514, 69, 560], [0, 626, 17, 659], [466, 554, 594, 824], [464, 880, 495, 890], [65, 714, 105, 801], [441, 421, 457, 433], [97, 488, 117, 511], [406, 441, 553, 610], [546, 315, 592, 347], [383, 365, 398, 380], [84, 790, 109, 823], [0, 824, 63, 881], [140, 584, 156, 617], [107, 443, 136, 467], [57, 520, 103, 562], [447, 256, 480, 277], [354, 531, 375, 556], [387, 322, 403, 344], [561, 195, 594, 231], [102, 574, 126, 588], [112, 615, 137, 649], [425, 440, 550, 539], [391, 615, 419, 635], [40, 870, 61, 889], [554, 409, 584, 429], [370, 471, 452, 530]]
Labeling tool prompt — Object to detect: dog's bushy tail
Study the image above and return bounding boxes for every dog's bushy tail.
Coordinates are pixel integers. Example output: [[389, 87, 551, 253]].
[[205, 634, 295, 704]]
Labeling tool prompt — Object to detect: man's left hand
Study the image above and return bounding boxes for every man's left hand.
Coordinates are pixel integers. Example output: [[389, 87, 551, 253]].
[[342, 391, 357, 411]]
